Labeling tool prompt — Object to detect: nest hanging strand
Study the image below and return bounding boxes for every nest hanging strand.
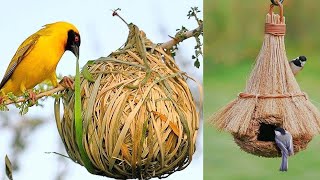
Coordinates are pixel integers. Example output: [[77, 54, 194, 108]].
[[210, 4, 320, 157]]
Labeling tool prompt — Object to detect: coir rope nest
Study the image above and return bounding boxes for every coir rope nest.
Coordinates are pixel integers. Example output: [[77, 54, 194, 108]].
[[54, 24, 200, 179], [210, 3, 320, 157]]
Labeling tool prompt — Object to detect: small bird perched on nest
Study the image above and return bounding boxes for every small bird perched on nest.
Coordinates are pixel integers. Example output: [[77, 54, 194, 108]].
[[0, 21, 80, 103], [289, 55, 307, 76], [274, 127, 294, 172]]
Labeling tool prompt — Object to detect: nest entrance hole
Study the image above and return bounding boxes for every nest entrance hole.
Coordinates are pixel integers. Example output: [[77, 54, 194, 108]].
[[257, 123, 278, 141]]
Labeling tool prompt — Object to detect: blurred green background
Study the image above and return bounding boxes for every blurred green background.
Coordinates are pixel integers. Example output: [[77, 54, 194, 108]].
[[204, 0, 320, 179]]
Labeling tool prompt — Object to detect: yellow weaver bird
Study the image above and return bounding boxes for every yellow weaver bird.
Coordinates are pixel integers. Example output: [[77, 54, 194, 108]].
[[0, 21, 80, 103]]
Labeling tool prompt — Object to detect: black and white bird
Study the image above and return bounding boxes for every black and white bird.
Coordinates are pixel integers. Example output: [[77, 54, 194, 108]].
[[274, 127, 294, 172], [289, 56, 307, 76]]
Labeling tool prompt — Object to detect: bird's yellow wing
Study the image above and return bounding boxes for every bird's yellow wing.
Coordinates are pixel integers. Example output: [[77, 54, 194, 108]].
[[0, 33, 40, 89]]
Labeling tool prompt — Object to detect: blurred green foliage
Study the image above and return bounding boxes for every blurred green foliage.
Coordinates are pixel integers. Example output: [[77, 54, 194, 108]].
[[205, 0, 320, 64], [204, 0, 320, 179]]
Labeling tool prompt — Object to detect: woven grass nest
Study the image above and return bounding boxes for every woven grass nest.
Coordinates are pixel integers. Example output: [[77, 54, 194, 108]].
[[55, 24, 200, 179], [211, 11, 320, 157]]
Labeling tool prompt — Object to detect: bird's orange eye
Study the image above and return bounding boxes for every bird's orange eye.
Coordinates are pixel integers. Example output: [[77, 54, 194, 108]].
[[75, 36, 79, 42]]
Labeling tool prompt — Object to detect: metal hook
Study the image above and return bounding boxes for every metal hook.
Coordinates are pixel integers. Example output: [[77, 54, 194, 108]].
[[271, 0, 284, 6]]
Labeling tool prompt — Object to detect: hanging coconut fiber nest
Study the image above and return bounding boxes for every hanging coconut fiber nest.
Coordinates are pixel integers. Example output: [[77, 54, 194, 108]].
[[54, 23, 200, 179], [210, 2, 320, 157]]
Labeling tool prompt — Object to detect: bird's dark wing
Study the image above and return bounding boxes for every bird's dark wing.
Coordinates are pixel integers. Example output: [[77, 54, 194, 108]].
[[275, 138, 289, 156], [0, 33, 40, 89], [286, 134, 294, 156]]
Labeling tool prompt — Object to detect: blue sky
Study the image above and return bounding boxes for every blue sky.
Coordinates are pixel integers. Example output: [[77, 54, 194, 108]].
[[0, 0, 203, 179]]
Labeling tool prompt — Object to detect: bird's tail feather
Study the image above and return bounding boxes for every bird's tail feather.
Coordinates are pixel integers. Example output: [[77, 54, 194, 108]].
[[280, 154, 288, 171]]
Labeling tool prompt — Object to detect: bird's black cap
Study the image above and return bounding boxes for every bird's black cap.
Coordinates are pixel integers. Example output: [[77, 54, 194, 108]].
[[275, 127, 286, 135], [299, 56, 307, 62]]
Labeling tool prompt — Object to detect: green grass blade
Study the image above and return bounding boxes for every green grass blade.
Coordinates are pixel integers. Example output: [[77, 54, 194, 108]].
[[74, 57, 95, 173]]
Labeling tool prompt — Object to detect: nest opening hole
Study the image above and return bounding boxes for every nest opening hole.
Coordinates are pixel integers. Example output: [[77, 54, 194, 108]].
[[257, 123, 278, 141]]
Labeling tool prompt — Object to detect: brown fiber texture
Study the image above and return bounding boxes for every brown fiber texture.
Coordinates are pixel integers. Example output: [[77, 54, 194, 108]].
[[210, 13, 320, 157], [55, 24, 200, 179]]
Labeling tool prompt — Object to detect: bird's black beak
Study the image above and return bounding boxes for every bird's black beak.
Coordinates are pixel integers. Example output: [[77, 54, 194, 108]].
[[70, 44, 79, 59]]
